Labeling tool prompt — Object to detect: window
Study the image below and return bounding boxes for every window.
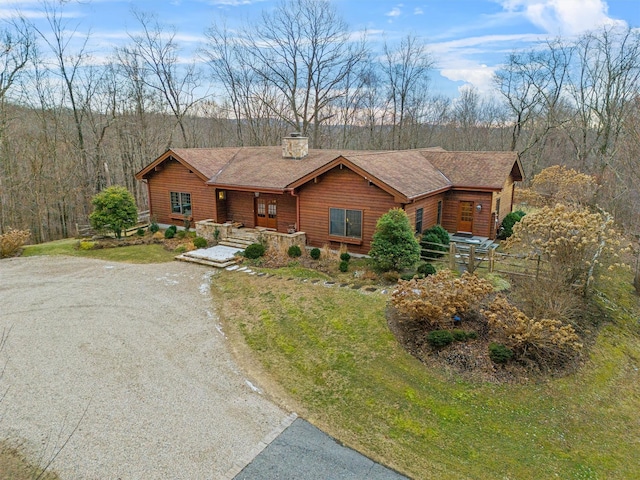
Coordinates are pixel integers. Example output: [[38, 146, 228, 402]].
[[436, 200, 443, 225], [329, 208, 362, 239], [170, 192, 192, 216], [415, 208, 424, 234]]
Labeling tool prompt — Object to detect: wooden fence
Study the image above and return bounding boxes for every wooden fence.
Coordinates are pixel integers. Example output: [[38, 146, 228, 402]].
[[75, 210, 151, 238], [421, 241, 549, 279]]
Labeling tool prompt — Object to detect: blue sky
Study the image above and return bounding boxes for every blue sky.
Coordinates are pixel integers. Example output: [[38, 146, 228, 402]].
[[3, 0, 639, 98]]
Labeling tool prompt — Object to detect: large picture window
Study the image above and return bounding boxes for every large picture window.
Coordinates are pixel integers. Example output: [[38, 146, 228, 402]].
[[329, 208, 362, 239], [170, 192, 192, 215]]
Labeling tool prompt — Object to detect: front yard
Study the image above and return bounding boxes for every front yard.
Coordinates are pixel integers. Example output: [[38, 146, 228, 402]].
[[213, 266, 640, 479]]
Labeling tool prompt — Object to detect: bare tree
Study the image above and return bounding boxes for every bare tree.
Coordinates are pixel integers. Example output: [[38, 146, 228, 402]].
[[381, 34, 433, 150], [124, 10, 204, 147], [239, 0, 367, 148]]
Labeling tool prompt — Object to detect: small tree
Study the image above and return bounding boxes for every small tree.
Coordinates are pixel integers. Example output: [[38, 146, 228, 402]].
[[89, 186, 138, 239], [369, 208, 420, 271]]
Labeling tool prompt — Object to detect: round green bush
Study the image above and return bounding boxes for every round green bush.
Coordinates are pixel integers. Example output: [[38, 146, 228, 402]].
[[136, 227, 146, 236], [174, 245, 187, 254], [498, 210, 526, 240], [164, 228, 176, 239], [340, 252, 351, 262], [423, 225, 450, 246], [193, 236, 207, 249], [339, 260, 349, 272], [417, 262, 436, 276], [466, 331, 478, 340], [244, 243, 266, 259], [427, 330, 454, 348], [149, 222, 159, 233], [287, 244, 302, 258], [310, 248, 321, 260], [420, 232, 447, 259], [177, 230, 187, 239], [489, 343, 514, 363], [452, 329, 467, 342]]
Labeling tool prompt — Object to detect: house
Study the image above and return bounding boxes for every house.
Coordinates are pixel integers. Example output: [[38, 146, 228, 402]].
[[135, 135, 523, 254]]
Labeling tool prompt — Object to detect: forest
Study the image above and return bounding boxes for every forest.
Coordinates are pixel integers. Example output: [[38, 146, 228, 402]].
[[0, 0, 638, 243]]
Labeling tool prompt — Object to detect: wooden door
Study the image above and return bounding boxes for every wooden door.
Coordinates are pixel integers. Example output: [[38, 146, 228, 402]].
[[457, 201, 474, 233], [256, 197, 277, 229]]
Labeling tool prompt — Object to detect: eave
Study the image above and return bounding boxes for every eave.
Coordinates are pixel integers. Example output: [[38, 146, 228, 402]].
[[135, 149, 210, 183]]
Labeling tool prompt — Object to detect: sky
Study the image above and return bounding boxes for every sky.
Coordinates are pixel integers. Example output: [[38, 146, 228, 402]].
[[2, 0, 639, 98]]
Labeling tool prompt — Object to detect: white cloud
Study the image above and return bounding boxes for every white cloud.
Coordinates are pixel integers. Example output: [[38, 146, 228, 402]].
[[496, 0, 626, 36], [440, 63, 497, 97], [385, 7, 402, 18], [414, 7, 424, 15]]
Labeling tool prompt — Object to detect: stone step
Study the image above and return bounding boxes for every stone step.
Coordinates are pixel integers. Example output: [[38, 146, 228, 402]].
[[219, 239, 253, 249], [175, 253, 238, 269]]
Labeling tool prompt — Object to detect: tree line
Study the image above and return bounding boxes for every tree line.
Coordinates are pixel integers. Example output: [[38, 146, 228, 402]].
[[0, 0, 638, 243]]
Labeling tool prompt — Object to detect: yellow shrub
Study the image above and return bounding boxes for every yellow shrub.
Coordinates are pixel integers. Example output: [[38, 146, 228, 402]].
[[0, 229, 30, 258]]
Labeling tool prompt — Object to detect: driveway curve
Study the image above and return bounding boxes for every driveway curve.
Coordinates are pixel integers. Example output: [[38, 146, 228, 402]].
[[0, 256, 291, 479]]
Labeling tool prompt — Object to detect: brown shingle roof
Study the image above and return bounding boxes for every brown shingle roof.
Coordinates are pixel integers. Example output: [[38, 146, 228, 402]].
[[421, 151, 521, 189], [140, 146, 521, 199]]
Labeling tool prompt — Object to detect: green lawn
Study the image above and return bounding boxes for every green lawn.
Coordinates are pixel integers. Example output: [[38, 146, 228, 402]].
[[213, 269, 640, 480], [21, 239, 176, 263]]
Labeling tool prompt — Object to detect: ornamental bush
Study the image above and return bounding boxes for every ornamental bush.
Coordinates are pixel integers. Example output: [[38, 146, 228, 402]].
[[288, 245, 302, 258], [164, 225, 177, 239], [369, 208, 421, 271], [340, 252, 351, 262], [310, 247, 321, 260], [339, 260, 349, 272], [421, 232, 447, 259], [0, 229, 30, 258], [497, 210, 525, 240], [488, 343, 513, 363], [427, 330, 454, 348], [89, 186, 137, 239], [416, 262, 436, 276], [193, 236, 208, 248], [244, 243, 266, 259], [423, 225, 450, 246], [149, 222, 160, 233]]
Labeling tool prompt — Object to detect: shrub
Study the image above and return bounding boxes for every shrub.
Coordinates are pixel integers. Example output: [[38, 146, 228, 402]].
[[452, 329, 467, 342], [339, 260, 349, 272], [420, 232, 447, 259], [177, 230, 187, 239], [423, 225, 450, 246], [400, 273, 415, 281], [0, 229, 30, 258], [340, 252, 351, 262], [310, 247, 321, 260], [497, 210, 525, 240], [288, 244, 302, 258], [78, 240, 95, 251], [244, 243, 266, 259], [391, 270, 494, 328], [174, 245, 187, 254], [164, 227, 176, 239], [489, 343, 513, 364], [382, 271, 400, 283], [89, 186, 138, 239], [149, 222, 159, 233], [427, 330, 454, 348], [136, 227, 146, 236], [466, 331, 478, 340], [193, 236, 208, 249], [417, 262, 436, 277], [369, 208, 421, 271], [484, 295, 582, 363]]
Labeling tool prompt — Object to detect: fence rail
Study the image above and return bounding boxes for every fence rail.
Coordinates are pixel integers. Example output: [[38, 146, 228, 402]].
[[421, 241, 549, 279]]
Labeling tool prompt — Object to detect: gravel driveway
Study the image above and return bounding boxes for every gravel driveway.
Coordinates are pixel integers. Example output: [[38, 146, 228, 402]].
[[0, 256, 291, 479]]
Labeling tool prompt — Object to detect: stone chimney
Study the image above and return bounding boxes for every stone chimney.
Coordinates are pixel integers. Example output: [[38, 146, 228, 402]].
[[282, 132, 308, 159]]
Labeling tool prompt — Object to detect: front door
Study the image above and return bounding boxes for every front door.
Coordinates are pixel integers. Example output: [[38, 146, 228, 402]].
[[457, 201, 474, 233], [256, 197, 277, 229]]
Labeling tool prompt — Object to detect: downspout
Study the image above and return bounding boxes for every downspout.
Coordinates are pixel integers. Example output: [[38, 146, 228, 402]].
[[289, 188, 300, 232]]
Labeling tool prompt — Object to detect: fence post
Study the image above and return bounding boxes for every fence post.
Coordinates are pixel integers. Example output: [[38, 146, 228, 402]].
[[536, 254, 541, 279], [468, 245, 476, 273], [489, 248, 495, 273], [449, 243, 456, 270]]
